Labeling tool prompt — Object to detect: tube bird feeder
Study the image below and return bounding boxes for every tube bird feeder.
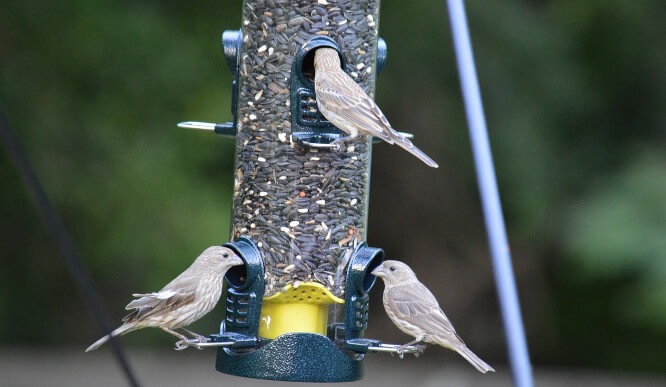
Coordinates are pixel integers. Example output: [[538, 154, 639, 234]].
[[222, 0, 382, 380], [179, 0, 420, 382]]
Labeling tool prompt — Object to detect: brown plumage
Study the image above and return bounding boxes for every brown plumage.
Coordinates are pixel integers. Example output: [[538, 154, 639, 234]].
[[372, 260, 495, 373], [85, 246, 243, 352], [313, 47, 439, 168]]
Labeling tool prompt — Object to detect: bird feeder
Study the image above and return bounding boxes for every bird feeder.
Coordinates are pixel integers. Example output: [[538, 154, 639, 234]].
[[179, 0, 420, 382]]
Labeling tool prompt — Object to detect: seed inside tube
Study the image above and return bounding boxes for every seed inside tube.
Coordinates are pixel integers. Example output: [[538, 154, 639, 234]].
[[232, 0, 376, 296]]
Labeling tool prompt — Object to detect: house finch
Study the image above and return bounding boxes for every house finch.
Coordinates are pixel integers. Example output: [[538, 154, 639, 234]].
[[85, 246, 243, 352], [372, 260, 495, 373], [313, 47, 439, 168]]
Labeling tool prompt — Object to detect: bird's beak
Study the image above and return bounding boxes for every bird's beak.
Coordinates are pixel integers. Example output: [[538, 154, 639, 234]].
[[371, 266, 385, 278], [230, 255, 244, 266]]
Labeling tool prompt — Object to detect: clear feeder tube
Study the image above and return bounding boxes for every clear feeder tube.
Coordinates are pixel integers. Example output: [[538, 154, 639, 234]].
[[231, 0, 381, 337]]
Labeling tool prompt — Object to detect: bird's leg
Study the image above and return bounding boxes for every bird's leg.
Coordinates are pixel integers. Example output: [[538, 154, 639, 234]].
[[181, 328, 209, 343], [162, 327, 189, 341], [162, 327, 193, 351]]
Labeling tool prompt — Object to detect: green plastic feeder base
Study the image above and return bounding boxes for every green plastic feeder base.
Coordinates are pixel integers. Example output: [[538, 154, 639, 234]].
[[216, 332, 363, 382]]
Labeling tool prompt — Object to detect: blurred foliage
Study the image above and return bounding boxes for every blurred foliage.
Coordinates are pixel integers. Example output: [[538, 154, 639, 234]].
[[0, 0, 664, 374], [564, 152, 666, 328]]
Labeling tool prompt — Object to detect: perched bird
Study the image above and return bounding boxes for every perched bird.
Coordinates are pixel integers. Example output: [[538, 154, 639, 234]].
[[86, 246, 243, 352], [372, 260, 495, 373], [313, 47, 439, 168]]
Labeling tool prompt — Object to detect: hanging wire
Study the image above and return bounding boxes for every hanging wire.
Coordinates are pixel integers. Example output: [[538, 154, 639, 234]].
[[444, 1, 534, 386], [0, 110, 142, 387]]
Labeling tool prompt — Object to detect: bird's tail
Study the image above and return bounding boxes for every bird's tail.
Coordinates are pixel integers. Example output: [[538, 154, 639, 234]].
[[393, 135, 439, 168], [85, 324, 134, 352], [454, 345, 496, 373]]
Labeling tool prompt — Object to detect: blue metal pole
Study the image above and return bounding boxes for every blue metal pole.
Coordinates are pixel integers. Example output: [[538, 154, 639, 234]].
[[445, 1, 534, 386]]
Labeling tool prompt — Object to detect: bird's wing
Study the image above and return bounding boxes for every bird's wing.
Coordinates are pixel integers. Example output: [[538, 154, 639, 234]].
[[316, 70, 396, 144], [122, 289, 195, 322], [386, 282, 462, 342]]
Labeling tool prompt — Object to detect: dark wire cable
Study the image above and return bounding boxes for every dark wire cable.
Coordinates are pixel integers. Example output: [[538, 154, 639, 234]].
[[0, 110, 142, 387], [445, 1, 534, 386]]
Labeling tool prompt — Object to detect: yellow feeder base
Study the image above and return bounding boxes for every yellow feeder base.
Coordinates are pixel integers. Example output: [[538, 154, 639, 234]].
[[259, 282, 344, 339]]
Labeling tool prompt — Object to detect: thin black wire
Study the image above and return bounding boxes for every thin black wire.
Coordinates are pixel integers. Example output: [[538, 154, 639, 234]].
[[0, 110, 141, 387]]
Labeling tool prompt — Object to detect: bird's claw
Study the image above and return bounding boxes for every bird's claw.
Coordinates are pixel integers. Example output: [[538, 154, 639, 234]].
[[413, 344, 427, 358], [174, 340, 189, 351], [193, 335, 209, 350], [394, 344, 427, 359], [333, 142, 344, 152], [174, 336, 209, 351], [329, 138, 346, 152], [300, 137, 347, 151]]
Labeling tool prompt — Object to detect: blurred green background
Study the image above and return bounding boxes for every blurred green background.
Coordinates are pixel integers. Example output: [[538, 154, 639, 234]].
[[1, 0, 664, 376]]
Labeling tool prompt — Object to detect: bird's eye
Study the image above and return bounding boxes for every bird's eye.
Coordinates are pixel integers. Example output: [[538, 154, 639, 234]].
[[389, 266, 396, 272], [222, 252, 229, 258]]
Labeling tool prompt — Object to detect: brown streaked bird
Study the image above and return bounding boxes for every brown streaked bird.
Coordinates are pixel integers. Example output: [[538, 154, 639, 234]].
[[313, 47, 439, 168], [85, 246, 243, 352], [372, 260, 495, 373]]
